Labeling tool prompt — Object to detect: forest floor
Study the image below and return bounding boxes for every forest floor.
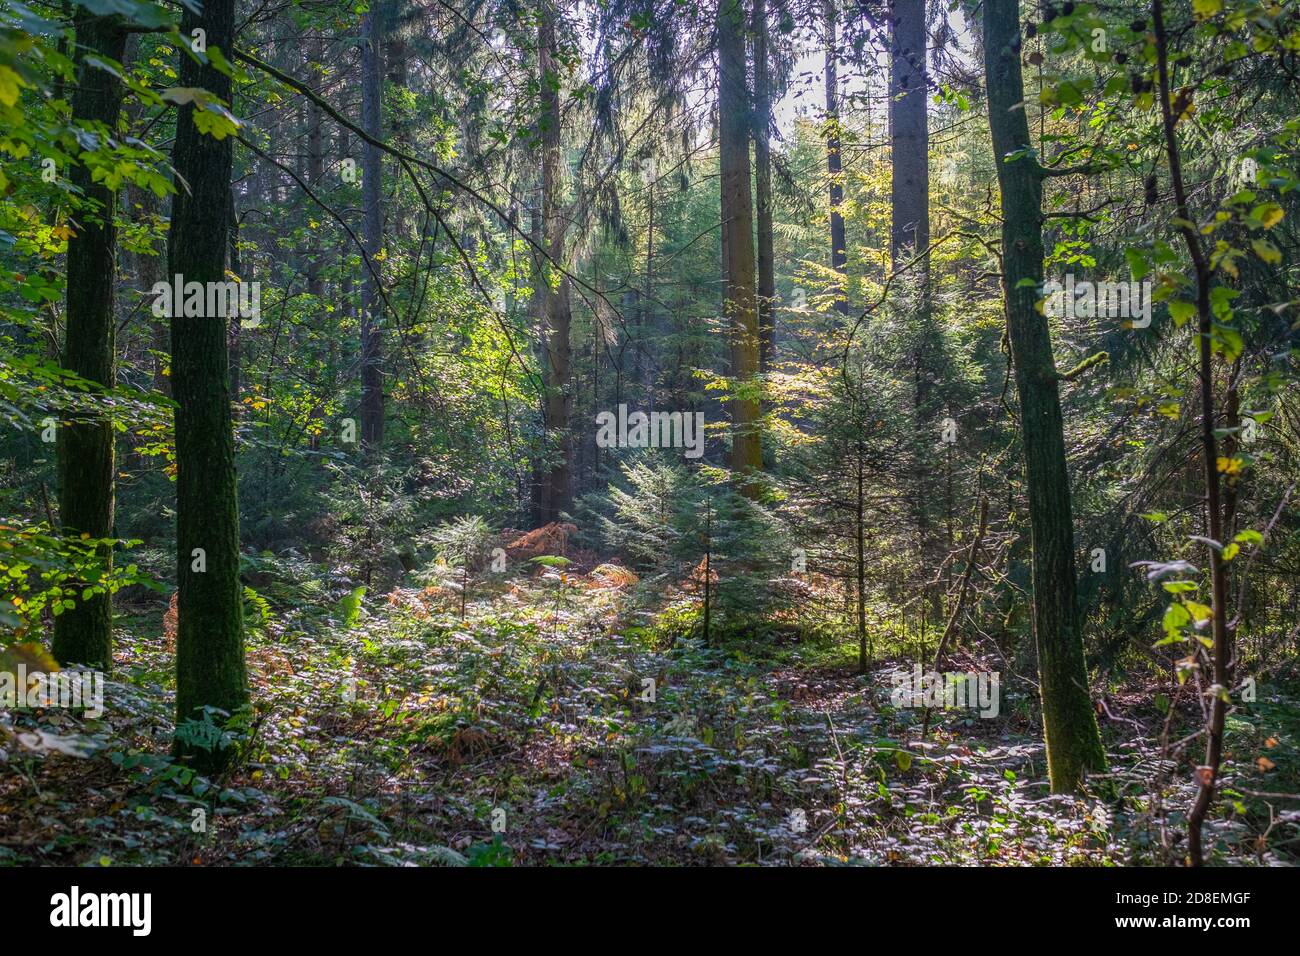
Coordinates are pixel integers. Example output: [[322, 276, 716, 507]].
[[2, 551, 1297, 867]]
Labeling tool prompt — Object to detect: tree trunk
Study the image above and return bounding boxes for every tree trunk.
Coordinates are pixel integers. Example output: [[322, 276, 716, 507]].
[[824, 0, 847, 317], [856, 428, 868, 672], [227, 189, 242, 402], [1150, 0, 1232, 866], [889, 0, 929, 274], [982, 0, 1105, 793], [304, 41, 326, 452], [642, 183, 656, 408], [169, 0, 248, 769], [127, 181, 169, 395], [386, 29, 411, 244], [891, 0, 936, 619], [753, 0, 776, 369], [718, 0, 762, 487], [536, 5, 573, 521], [360, 6, 386, 452], [306, 40, 325, 302], [53, 16, 128, 671]]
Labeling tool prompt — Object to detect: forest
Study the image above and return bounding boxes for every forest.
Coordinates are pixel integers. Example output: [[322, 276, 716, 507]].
[[0, 0, 1298, 875]]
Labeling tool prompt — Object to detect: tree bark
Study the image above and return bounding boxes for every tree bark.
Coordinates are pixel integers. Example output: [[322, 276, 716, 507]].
[[227, 189, 242, 402], [983, 0, 1106, 793], [126, 181, 169, 395], [53, 15, 128, 671], [824, 0, 847, 318], [719, 0, 762, 487], [169, 0, 248, 769], [1150, 0, 1232, 866], [753, 0, 776, 368], [360, 6, 386, 452], [536, 4, 573, 521], [888, 0, 929, 275], [856, 426, 868, 672], [306, 39, 325, 302], [642, 183, 656, 407]]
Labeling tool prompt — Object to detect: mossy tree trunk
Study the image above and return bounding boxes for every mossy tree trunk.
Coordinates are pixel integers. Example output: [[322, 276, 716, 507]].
[[983, 0, 1106, 793], [360, 5, 386, 452], [537, 4, 573, 521], [53, 16, 128, 672], [752, 0, 776, 371], [718, 0, 762, 490], [169, 0, 248, 771], [823, 0, 847, 318]]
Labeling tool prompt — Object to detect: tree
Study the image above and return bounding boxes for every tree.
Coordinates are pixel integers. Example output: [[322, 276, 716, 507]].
[[535, 1, 574, 521], [597, 458, 788, 639], [1149, 0, 1232, 867], [360, 3, 386, 452], [752, 0, 777, 368], [824, 0, 847, 317], [785, 360, 906, 673], [982, 0, 1105, 793], [305, 39, 326, 303], [169, 0, 249, 770], [53, 15, 128, 671], [888, 0, 929, 274], [718, 0, 762, 488]]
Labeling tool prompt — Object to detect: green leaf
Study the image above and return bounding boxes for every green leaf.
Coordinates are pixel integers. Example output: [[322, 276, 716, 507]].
[[0, 65, 24, 107], [1163, 602, 1191, 633], [335, 586, 366, 628], [1212, 324, 1244, 360], [1250, 202, 1284, 229], [1126, 247, 1152, 281], [1251, 238, 1282, 264], [192, 108, 239, 140], [1168, 300, 1195, 326]]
